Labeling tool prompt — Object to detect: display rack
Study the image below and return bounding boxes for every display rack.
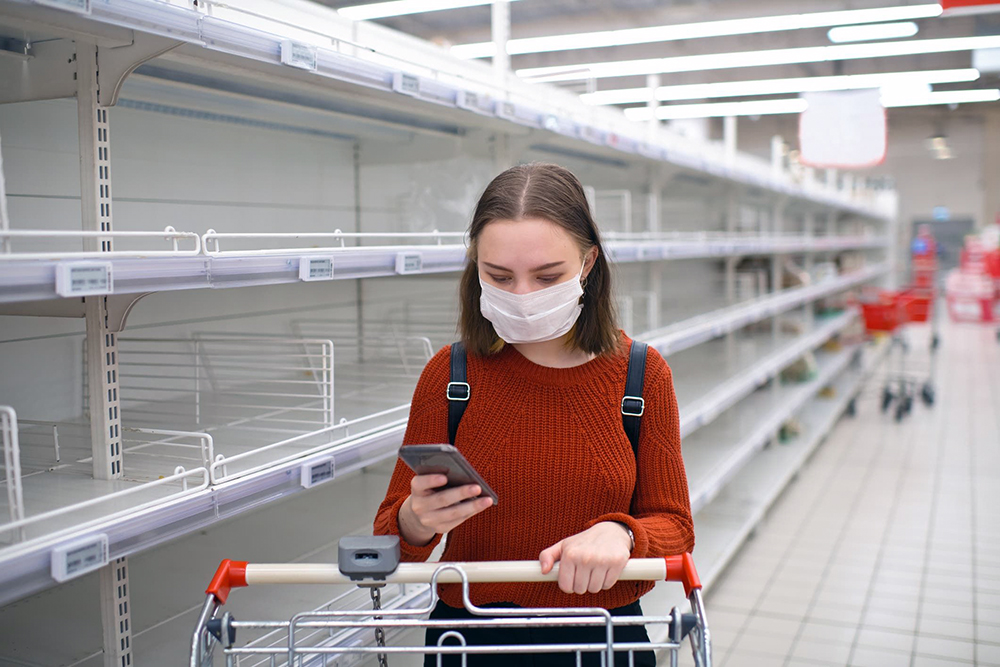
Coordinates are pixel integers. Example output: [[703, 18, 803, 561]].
[[0, 0, 897, 661]]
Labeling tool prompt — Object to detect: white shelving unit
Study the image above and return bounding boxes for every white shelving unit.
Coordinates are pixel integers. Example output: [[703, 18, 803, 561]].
[[0, 0, 897, 662]]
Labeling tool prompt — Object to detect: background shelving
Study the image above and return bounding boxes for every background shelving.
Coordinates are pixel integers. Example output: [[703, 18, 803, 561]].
[[0, 0, 897, 662]]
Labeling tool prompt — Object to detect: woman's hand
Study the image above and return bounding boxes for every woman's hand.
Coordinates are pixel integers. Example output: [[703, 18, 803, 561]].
[[398, 474, 494, 546], [539, 522, 632, 595]]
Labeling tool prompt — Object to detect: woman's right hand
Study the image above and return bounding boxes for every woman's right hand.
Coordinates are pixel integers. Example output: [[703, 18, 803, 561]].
[[398, 474, 494, 546]]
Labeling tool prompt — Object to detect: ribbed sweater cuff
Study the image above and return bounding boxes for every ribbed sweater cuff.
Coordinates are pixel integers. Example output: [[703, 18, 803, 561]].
[[585, 512, 649, 559], [384, 495, 441, 561]]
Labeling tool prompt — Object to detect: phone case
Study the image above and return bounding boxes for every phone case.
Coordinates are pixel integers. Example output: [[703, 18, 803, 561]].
[[398, 444, 498, 505]]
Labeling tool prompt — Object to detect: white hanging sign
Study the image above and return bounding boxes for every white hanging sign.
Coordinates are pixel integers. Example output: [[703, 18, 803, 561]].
[[799, 89, 887, 169]]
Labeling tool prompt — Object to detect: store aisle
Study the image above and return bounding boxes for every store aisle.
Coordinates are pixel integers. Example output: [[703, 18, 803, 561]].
[[702, 322, 1000, 667]]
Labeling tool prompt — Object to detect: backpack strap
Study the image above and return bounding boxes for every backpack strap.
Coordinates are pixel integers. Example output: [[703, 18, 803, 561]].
[[446, 341, 470, 445], [622, 341, 648, 462], [445, 340, 648, 459]]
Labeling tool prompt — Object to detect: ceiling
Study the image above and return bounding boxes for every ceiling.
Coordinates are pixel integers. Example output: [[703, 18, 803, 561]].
[[315, 0, 1000, 115]]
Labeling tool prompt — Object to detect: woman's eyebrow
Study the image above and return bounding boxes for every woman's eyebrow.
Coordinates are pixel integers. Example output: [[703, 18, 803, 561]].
[[481, 261, 565, 272]]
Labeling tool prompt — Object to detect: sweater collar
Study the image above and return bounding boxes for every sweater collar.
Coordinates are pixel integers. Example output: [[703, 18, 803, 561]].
[[493, 332, 631, 387]]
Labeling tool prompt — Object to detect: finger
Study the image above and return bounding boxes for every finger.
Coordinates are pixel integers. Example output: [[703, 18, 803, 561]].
[[573, 562, 591, 595], [411, 474, 449, 494], [428, 496, 492, 528], [539, 542, 562, 575], [558, 559, 576, 595], [425, 484, 483, 512], [602, 565, 622, 591], [587, 567, 606, 594]]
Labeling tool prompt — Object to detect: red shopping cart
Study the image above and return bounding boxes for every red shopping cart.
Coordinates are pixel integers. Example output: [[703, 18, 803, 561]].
[[859, 285, 938, 421], [190, 539, 712, 667]]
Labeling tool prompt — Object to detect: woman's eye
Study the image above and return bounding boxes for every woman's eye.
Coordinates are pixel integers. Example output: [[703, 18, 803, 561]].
[[537, 276, 559, 284], [490, 275, 512, 284]]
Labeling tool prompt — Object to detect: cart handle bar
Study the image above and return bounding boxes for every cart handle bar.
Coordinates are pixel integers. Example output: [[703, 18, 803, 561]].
[[206, 555, 701, 605]]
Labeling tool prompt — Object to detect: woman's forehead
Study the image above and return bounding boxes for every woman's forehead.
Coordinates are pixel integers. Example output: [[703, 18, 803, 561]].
[[477, 218, 578, 263]]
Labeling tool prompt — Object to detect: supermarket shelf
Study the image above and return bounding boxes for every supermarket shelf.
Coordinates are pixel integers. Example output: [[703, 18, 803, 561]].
[[0, 0, 895, 220], [648, 264, 887, 357], [0, 235, 888, 304], [0, 301, 861, 604]]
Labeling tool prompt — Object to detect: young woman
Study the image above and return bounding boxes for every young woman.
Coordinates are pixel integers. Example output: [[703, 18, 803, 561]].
[[374, 162, 694, 666]]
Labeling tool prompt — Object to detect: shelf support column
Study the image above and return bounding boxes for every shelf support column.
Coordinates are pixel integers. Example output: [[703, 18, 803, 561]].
[[804, 210, 816, 323], [78, 42, 132, 667], [771, 199, 786, 400]]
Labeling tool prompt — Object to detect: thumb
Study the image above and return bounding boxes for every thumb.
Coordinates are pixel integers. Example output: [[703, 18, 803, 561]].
[[539, 541, 563, 575]]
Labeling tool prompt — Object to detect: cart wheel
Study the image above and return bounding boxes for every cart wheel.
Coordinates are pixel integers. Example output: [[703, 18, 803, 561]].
[[881, 387, 894, 412], [932, 335, 940, 350], [903, 393, 914, 415], [921, 383, 935, 406], [895, 402, 907, 422], [846, 398, 857, 417]]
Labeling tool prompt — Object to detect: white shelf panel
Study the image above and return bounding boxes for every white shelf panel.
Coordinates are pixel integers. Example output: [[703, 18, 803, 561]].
[[0, 292, 867, 603], [0, 236, 888, 304], [0, 0, 896, 220]]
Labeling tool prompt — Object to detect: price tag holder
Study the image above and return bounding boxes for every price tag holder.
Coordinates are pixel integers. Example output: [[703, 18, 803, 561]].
[[34, 0, 90, 13], [52, 534, 109, 582], [456, 90, 491, 115], [395, 252, 423, 275], [393, 73, 421, 97], [300, 457, 335, 489], [280, 40, 318, 71], [299, 256, 335, 282], [55, 262, 113, 297]]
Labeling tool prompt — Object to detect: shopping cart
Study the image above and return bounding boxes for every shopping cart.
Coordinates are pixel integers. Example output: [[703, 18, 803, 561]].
[[859, 285, 939, 421], [190, 537, 711, 667]]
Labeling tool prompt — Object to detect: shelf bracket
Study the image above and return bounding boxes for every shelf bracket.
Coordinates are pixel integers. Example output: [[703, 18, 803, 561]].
[[95, 33, 182, 108], [100, 557, 133, 667]]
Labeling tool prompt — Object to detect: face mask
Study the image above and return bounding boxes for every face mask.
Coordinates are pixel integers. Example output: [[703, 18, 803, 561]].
[[479, 264, 585, 344]]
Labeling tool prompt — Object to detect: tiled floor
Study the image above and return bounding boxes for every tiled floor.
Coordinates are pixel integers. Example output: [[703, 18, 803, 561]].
[[704, 322, 1000, 667]]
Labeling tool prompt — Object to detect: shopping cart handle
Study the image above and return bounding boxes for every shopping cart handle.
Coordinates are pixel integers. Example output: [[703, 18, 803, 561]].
[[206, 554, 702, 605], [664, 553, 702, 596], [206, 559, 248, 605]]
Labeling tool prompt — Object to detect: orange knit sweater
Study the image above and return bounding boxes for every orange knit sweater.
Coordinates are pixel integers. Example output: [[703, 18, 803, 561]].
[[373, 333, 694, 610]]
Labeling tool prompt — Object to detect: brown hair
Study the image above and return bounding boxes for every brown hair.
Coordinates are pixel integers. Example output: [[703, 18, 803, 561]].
[[459, 162, 621, 357]]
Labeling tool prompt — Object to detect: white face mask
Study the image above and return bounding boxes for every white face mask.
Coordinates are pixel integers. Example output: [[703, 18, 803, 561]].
[[479, 264, 585, 344]]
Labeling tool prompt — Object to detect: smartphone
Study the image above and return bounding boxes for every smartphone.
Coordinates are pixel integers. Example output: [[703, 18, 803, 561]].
[[398, 444, 498, 506]]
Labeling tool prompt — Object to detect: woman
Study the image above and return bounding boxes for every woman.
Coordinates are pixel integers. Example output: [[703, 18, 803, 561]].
[[373, 162, 694, 666]]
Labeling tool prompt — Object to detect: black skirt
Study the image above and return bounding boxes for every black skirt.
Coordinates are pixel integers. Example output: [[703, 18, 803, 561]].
[[422, 599, 656, 667]]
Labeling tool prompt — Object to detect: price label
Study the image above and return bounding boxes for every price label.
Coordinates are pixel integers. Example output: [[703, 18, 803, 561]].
[[496, 102, 516, 119], [55, 262, 112, 297], [298, 256, 335, 281], [393, 73, 421, 96], [280, 40, 318, 71], [300, 458, 335, 489], [395, 252, 423, 275], [52, 534, 109, 582]]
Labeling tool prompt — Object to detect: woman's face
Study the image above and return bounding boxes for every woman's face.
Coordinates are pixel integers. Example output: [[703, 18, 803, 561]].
[[477, 217, 597, 295]]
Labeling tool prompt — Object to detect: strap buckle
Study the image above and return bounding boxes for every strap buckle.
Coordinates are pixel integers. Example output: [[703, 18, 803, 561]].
[[621, 396, 645, 417], [446, 382, 470, 402]]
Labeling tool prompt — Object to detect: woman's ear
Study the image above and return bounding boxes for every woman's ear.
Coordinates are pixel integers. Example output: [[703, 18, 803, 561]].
[[582, 246, 599, 281]]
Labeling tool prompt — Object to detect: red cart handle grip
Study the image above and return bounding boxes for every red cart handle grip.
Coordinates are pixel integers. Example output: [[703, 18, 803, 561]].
[[664, 553, 702, 596], [206, 559, 248, 605]]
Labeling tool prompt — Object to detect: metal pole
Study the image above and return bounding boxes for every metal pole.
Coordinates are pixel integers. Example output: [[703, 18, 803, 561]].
[[78, 43, 132, 667], [491, 1, 511, 79]]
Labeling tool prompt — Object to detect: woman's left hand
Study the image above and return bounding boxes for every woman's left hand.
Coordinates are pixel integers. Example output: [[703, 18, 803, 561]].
[[539, 522, 632, 594]]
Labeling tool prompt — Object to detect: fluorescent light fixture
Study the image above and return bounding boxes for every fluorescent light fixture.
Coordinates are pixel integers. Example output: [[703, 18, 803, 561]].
[[828, 21, 919, 43], [626, 99, 808, 121], [518, 35, 1000, 82], [452, 3, 943, 59], [625, 88, 1000, 120], [339, 0, 521, 21], [581, 68, 981, 105]]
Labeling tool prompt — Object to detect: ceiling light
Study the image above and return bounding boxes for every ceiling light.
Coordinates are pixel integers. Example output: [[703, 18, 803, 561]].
[[626, 99, 810, 121], [451, 3, 943, 59], [339, 0, 522, 21], [828, 22, 919, 43], [625, 88, 1000, 120], [581, 68, 980, 105], [518, 35, 1000, 82]]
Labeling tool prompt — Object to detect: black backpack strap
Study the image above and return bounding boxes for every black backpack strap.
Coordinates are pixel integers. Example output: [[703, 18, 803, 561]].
[[447, 341, 470, 445], [622, 341, 648, 462]]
